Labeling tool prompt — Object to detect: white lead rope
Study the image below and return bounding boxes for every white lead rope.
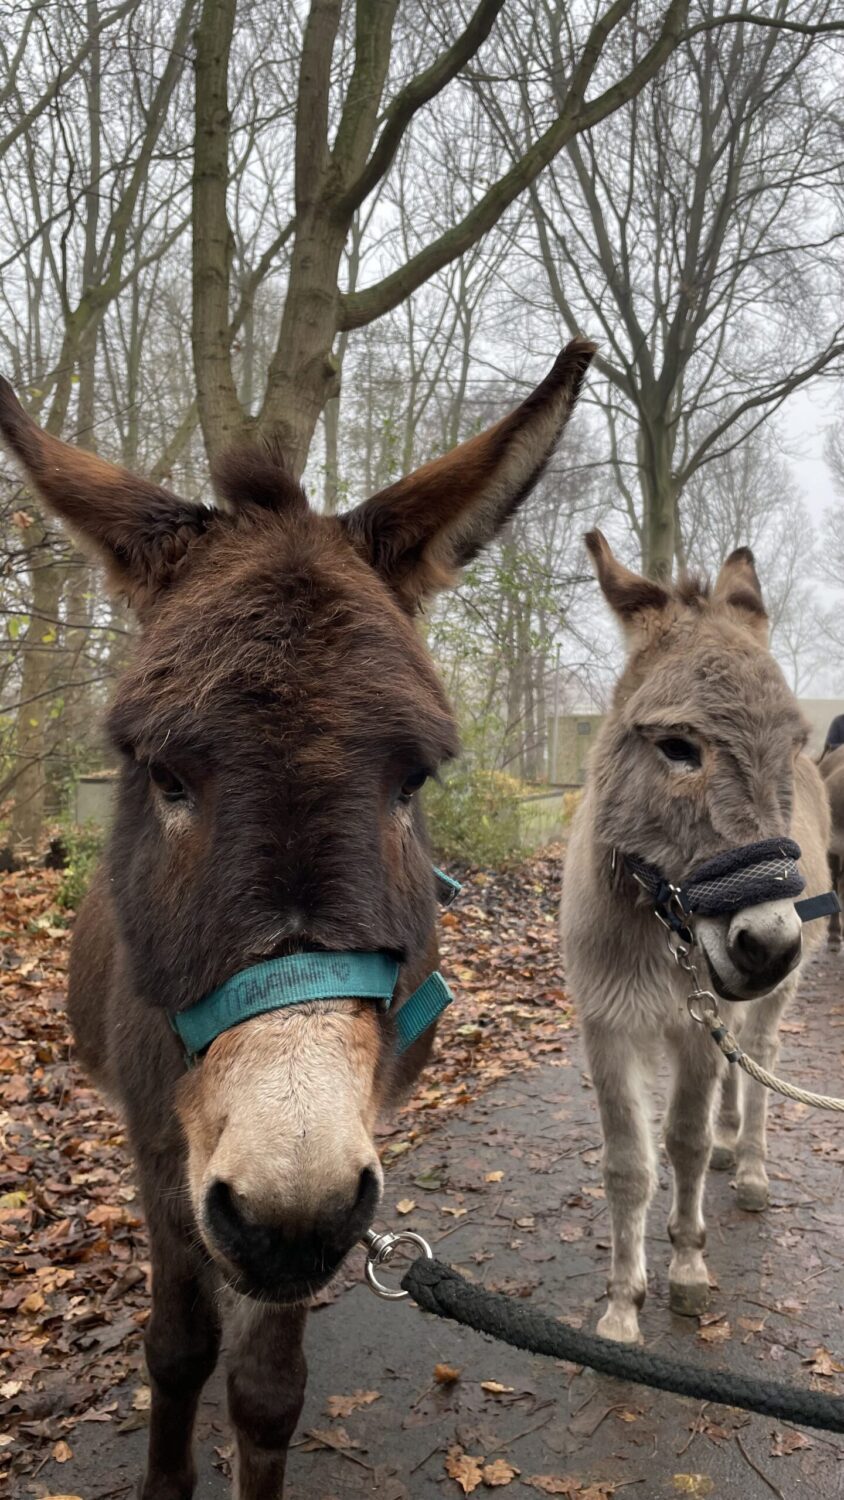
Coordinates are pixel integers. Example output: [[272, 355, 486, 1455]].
[[698, 1006, 844, 1113], [667, 923, 844, 1114]]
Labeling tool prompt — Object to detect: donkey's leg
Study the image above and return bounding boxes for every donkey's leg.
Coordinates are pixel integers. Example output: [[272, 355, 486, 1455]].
[[710, 1067, 740, 1171], [584, 1022, 657, 1344], [141, 1215, 221, 1500], [664, 1029, 722, 1316], [227, 1299, 308, 1499], [734, 987, 790, 1212], [828, 854, 841, 949]]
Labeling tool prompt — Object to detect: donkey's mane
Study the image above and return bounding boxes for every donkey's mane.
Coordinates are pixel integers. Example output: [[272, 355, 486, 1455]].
[[212, 441, 307, 515], [675, 571, 710, 608]]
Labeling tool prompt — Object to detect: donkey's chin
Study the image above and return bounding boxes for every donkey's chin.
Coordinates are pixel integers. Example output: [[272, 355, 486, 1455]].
[[205, 1245, 343, 1307], [701, 953, 768, 1003]]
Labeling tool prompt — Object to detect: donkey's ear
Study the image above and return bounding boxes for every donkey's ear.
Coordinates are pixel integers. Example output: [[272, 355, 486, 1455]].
[[584, 530, 671, 639], [0, 377, 215, 609], [713, 545, 768, 641], [340, 337, 595, 609]]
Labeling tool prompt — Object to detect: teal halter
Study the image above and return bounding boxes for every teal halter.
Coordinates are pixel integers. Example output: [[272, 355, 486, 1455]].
[[172, 867, 460, 1061]]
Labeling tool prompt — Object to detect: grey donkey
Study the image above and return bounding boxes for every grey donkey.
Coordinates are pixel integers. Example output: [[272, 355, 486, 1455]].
[[817, 744, 844, 948], [561, 533, 829, 1344]]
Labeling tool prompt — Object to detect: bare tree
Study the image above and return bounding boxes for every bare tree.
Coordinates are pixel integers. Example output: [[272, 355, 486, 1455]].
[[508, 0, 844, 577], [191, 0, 692, 473]]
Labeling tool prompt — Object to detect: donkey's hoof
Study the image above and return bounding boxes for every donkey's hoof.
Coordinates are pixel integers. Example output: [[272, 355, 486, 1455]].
[[597, 1307, 642, 1344], [828, 935, 841, 951], [669, 1279, 711, 1317], [736, 1179, 769, 1212], [710, 1144, 736, 1172]]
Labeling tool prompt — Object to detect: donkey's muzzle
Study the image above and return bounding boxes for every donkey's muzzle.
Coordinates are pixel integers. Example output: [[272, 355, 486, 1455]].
[[724, 908, 802, 996], [204, 1167, 380, 1302]]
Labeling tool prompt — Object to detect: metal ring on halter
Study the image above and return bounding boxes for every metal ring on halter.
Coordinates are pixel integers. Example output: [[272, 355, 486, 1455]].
[[687, 989, 720, 1026], [361, 1227, 434, 1299]]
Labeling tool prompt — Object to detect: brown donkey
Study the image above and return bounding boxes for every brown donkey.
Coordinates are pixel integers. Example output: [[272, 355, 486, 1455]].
[[561, 535, 829, 1344], [0, 337, 594, 1498]]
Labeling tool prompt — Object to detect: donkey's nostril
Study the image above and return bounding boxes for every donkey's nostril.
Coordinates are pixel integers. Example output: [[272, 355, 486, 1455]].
[[728, 923, 802, 987], [354, 1165, 380, 1216], [733, 926, 768, 971], [206, 1177, 249, 1241]]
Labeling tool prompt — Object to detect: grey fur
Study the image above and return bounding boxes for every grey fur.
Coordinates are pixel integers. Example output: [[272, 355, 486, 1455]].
[[561, 536, 828, 1342]]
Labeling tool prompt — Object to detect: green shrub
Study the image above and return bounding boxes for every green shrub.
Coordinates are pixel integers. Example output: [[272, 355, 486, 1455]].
[[55, 820, 105, 911], [425, 765, 525, 868]]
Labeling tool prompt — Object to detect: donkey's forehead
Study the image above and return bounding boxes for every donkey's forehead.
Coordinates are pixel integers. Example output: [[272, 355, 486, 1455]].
[[623, 617, 805, 740], [112, 513, 457, 755]]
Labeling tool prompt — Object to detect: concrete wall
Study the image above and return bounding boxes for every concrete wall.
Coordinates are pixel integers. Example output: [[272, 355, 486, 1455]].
[[549, 698, 844, 784], [74, 773, 117, 828], [799, 700, 844, 756], [549, 713, 603, 786]]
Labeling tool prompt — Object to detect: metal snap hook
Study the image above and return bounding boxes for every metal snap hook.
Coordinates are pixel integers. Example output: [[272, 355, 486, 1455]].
[[361, 1227, 433, 1300]]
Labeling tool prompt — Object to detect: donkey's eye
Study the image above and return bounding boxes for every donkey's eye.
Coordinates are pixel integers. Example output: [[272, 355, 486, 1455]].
[[657, 737, 701, 768], [149, 761, 188, 803], [399, 768, 429, 803]]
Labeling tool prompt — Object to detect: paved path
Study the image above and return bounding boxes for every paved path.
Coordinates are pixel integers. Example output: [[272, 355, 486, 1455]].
[[29, 947, 844, 1500]]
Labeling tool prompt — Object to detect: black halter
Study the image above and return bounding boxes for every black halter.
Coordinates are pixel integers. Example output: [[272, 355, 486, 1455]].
[[618, 837, 840, 942]]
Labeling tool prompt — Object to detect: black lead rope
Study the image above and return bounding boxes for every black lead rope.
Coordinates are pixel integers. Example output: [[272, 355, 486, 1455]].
[[402, 1257, 844, 1434]]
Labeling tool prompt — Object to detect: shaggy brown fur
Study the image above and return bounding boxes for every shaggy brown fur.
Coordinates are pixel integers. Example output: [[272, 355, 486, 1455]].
[[0, 337, 595, 1499]]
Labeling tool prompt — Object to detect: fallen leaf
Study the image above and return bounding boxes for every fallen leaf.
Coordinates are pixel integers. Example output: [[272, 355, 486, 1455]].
[[482, 1458, 519, 1485], [325, 1389, 381, 1419], [384, 1139, 412, 1159], [738, 1317, 765, 1336], [434, 1362, 462, 1385], [300, 1426, 361, 1453], [415, 1167, 443, 1191], [672, 1477, 715, 1496], [697, 1319, 731, 1344], [20, 1291, 45, 1315], [804, 1346, 844, 1377], [446, 1445, 484, 1493], [523, 1479, 580, 1496], [480, 1381, 514, 1395], [53, 1439, 73, 1462], [485, 1171, 504, 1183], [396, 1198, 416, 1215], [132, 1386, 151, 1411], [0, 1190, 28, 1209], [771, 1429, 812, 1456], [0, 1380, 22, 1399]]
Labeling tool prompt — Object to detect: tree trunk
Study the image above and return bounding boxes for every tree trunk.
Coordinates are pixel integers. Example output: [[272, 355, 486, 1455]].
[[192, 0, 249, 464], [323, 391, 341, 513], [261, 219, 346, 478], [9, 533, 61, 851], [638, 422, 677, 581]]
